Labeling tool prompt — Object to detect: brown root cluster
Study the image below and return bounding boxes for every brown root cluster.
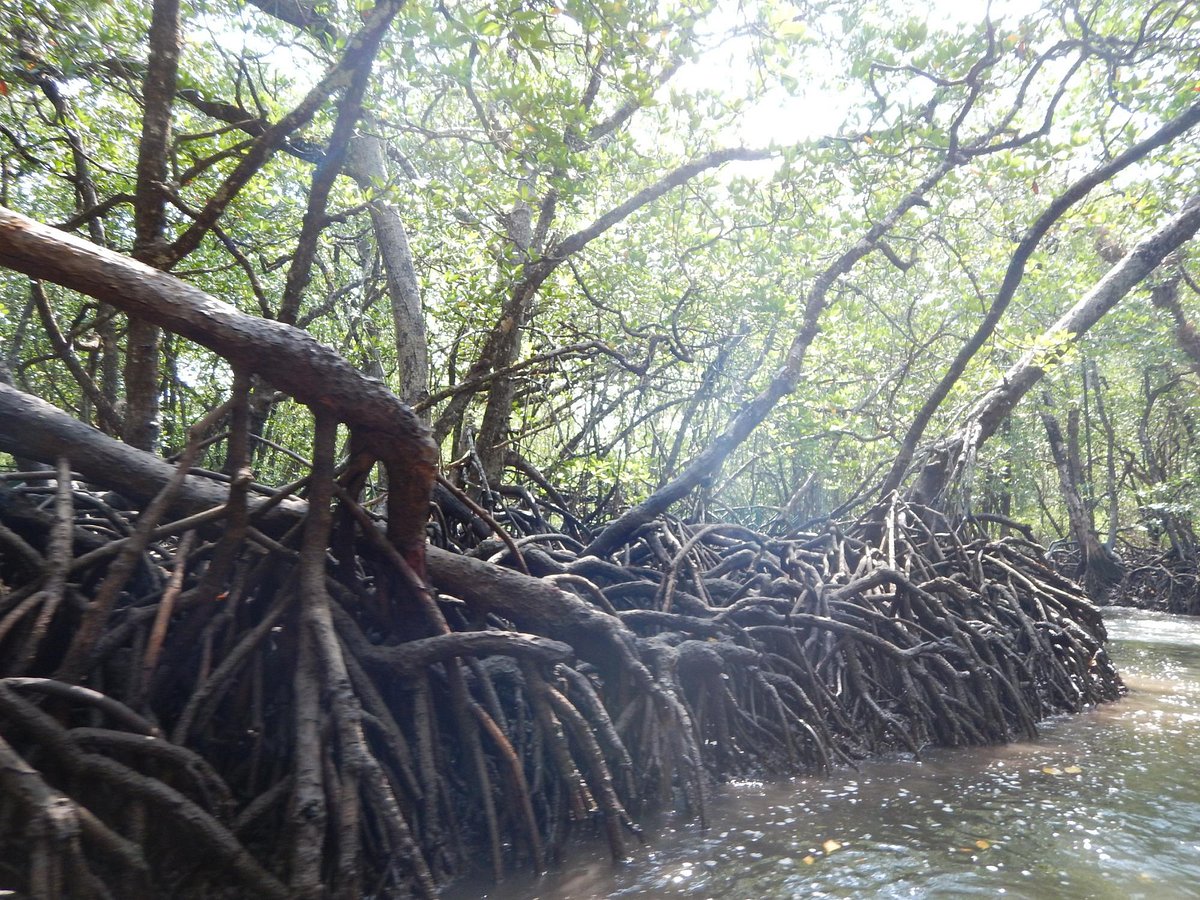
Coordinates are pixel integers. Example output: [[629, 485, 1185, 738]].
[[1046, 536, 1200, 615], [0, 463, 1123, 898], [1113, 546, 1200, 615]]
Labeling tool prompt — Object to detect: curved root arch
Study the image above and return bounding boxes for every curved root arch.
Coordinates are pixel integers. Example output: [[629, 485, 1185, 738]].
[[0, 398, 1122, 896]]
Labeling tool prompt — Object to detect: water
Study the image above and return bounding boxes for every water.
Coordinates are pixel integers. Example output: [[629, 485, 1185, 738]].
[[454, 607, 1200, 899]]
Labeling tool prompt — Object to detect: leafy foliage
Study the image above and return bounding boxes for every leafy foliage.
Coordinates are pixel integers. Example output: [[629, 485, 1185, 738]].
[[1, 0, 1198, 544]]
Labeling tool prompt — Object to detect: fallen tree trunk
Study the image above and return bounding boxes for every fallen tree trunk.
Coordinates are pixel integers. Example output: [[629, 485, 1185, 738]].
[[0, 381, 611, 646]]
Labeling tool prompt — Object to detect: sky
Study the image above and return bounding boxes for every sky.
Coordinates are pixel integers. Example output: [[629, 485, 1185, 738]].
[[678, 0, 1049, 148]]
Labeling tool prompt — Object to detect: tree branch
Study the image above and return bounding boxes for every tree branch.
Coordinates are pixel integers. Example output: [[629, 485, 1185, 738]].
[[0, 205, 437, 566]]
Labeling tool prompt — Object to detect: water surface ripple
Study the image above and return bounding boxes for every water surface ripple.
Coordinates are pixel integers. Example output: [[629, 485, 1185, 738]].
[[454, 606, 1200, 899]]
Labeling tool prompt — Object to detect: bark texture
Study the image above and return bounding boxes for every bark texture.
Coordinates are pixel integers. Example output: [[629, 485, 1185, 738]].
[[0, 206, 436, 566], [346, 135, 430, 410]]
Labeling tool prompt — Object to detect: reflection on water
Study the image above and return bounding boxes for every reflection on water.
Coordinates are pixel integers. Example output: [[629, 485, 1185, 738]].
[[449, 607, 1200, 900]]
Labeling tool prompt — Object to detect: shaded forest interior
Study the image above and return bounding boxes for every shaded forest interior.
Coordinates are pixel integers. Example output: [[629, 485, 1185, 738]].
[[1, 0, 1200, 896]]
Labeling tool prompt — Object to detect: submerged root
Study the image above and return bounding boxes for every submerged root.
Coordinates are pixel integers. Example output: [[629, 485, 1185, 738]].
[[0, 469, 1123, 897]]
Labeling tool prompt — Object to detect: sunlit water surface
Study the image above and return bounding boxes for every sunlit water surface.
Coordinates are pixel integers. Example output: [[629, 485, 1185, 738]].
[[448, 607, 1200, 899]]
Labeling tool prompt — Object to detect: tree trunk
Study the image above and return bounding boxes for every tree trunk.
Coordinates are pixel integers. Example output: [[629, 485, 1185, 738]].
[[0, 380, 612, 646], [0, 206, 436, 568], [877, 99, 1200, 501], [1040, 403, 1123, 599], [124, 0, 182, 450], [585, 160, 955, 557], [429, 148, 770, 454], [1087, 359, 1121, 550], [346, 136, 430, 411], [1150, 277, 1200, 377], [908, 191, 1200, 509], [474, 282, 536, 489], [1136, 369, 1196, 563]]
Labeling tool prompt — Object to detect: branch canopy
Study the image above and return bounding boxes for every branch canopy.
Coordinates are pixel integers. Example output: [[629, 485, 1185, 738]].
[[910, 190, 1200, 506], [0, 205, 437, 558]]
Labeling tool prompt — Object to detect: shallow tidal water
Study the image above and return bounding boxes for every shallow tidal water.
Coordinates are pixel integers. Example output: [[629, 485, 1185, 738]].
[[450, 606, 1200, 899]]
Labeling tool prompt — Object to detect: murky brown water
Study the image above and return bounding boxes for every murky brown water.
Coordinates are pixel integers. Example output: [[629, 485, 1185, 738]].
[[449, 607, 1200, 899]]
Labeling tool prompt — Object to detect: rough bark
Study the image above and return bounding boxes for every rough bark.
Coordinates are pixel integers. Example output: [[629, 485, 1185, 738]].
[[124, 0, 182, 450], [0, 206, 436, 567], [346, 136, 429, 410], [0, 381, 610, 646]]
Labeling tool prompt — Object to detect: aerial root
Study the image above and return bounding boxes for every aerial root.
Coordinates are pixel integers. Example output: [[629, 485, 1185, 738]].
[[0, 468, 1123, 897]]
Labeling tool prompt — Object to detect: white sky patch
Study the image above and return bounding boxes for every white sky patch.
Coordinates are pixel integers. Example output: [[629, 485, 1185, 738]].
[[675, 0, 1049, 150]]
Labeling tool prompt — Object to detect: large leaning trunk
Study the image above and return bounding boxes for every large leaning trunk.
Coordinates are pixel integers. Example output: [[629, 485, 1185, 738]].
[[0, 206, 437, 569], [876, 98, 1200, 502], [0, 381, 626, 647], [584, 160, 957, 557], [908, 191, 1200, 511]]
